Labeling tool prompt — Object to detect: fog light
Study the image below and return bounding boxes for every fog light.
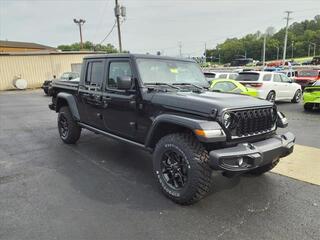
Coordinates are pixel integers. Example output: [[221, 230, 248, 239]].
[[238, 158, 243, 166]]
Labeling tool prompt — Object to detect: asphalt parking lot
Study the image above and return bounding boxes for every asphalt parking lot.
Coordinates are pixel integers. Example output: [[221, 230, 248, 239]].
[[0, 90, 319, 240]]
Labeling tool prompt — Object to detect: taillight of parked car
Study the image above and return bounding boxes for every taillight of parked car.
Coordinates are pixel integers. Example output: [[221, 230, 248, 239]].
[[248, 83, 263, 87]]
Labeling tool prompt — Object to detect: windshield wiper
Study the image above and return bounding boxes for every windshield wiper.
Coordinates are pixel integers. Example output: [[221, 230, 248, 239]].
[[144, 82, 180, 90], [172, 83, 206, 90]]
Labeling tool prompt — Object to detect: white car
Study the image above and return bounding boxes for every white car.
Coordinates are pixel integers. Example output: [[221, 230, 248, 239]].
[[204, 71, 239, 82], [236, 71, 302, 102]]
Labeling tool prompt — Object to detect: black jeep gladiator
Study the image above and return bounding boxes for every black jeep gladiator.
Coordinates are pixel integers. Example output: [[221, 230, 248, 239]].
[[49, 54, 295, 205]]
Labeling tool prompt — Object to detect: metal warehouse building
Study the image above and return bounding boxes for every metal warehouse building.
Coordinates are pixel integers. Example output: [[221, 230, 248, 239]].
[[0, 51, 101, 90]]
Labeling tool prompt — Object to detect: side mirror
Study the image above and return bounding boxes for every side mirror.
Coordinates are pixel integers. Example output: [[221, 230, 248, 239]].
[[117, 76, 132, 90]]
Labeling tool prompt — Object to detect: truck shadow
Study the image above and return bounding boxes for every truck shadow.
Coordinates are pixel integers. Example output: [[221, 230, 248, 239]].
[[54, 131, 281, 212]]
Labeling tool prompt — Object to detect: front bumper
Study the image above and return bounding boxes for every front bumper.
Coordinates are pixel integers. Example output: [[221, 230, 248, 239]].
[[209, 132, 295, 172]]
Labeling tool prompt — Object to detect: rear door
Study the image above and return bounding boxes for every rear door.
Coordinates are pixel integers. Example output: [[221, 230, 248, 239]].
[[272, 73, 285, 99], [78, 59, 106, 128], [280, 74, 296, 99]]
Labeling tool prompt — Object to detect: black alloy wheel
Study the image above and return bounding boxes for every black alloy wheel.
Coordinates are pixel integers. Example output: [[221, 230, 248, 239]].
[[58, 114, 69, 139], [160, 150, 189, 190]]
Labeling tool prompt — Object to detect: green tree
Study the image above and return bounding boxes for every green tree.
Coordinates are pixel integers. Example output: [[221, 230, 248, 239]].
[[57, 41, 118, 53], [206, 15, 320, 63]]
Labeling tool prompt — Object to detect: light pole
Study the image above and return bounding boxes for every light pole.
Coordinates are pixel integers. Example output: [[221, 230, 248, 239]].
[[311, 43, 316, 56], [262, 34, 267, 67], [282, 11, 293, 66], [73, 18, 86, 49], [275, 46, 279, 60]]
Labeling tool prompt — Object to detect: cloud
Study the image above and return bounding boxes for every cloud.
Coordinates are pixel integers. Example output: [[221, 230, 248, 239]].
[[1, 0, 319, 56]]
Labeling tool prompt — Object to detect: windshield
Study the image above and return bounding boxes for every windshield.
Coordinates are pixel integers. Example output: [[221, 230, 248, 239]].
[[136, 58, 209, 87], [313, 81, 320, 86], [298, 70, 318, 77], [60, 73, 71, 80], [236, 72, 260, 81]]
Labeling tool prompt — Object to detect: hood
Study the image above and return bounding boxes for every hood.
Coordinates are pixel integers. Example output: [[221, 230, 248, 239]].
[[150, 90, 273, 115]]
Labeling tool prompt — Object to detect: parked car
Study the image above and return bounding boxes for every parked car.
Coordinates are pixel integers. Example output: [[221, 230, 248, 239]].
[[42, 72, 80, 95], [203, 71, 238, 83], [294, 69, 320, 89], [236, 71, 302, 103], [302, 60, 312, 65], [48, 54, 294, 205], [279, 70, 298, 80], [303, 81, 320, 111], [311, 56, 320, 65], [210, 79, 258, 97]]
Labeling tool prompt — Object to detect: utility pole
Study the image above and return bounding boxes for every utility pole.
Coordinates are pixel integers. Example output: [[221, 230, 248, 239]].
[[312, 43, 316, 56], [308, 43, 311, 57], [114, 0, 126, 52], [178, 41, 182, 57], [291, 41, 294, 59], [276, 46, 279, 60], [282, 11, 293, 66], [73, 18, 86, 49], [262, 34, 267, 67], [204, 42, 207, 63]]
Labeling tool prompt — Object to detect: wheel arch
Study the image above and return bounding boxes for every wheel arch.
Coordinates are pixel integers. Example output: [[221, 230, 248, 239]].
[[145, 114, 224, 149], [56, 92, 80, 121]]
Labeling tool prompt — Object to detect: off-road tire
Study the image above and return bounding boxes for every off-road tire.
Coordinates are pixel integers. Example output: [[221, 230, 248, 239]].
[[153, 133, 212, 205], [58, 106, 81, 144], [266, 91, 276, 102], [248, 159, 280, 175], [291, 89, 302, 103]]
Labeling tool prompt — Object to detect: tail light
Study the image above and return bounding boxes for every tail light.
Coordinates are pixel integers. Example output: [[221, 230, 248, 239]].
[[246, 83, 263, 88]]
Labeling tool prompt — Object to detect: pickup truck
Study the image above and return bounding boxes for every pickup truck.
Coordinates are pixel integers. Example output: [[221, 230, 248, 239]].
[[49, 54, 295, 205]]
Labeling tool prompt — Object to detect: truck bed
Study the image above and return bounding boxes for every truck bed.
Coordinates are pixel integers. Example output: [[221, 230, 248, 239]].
[[52, 79, 79, 91]]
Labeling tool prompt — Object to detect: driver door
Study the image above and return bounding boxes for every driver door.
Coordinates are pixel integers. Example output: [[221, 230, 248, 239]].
[[101, 59, 137, 140]]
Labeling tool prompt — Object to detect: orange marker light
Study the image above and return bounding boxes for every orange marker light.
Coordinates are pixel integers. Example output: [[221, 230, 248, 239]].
[[194, 129, 206, 137]]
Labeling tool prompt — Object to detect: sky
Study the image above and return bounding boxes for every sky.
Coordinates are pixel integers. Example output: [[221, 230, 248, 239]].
[[0, 0, 319, 56]]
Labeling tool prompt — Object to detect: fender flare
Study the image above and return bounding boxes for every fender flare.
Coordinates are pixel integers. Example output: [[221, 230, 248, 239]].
[[56, 92, 80, 121], [145, 114, 225, 148]]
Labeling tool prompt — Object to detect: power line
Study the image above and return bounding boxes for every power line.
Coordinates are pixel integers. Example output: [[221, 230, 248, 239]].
[[93, 0, 111, 42], [98, 20, 117, 45]]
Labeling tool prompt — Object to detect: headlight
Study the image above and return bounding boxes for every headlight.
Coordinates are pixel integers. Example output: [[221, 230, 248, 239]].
[[223, 112, 232, 128]]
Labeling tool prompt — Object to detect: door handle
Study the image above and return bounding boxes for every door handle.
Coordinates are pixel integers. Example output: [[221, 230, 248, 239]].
[[102, 96, 112, 102], [101, 96, 112, 108]]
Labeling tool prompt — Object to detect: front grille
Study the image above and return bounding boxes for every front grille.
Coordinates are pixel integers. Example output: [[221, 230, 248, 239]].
[[229, 107, 275, 138]]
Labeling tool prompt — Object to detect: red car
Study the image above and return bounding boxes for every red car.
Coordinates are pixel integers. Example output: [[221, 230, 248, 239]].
[[294, 69, 320, 89]]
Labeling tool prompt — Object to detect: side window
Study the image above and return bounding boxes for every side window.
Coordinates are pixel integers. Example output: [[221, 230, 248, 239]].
[[273, 74, 281, 82], [219, 74, 228, 79], [263, 74, 272, 81], [229, 73, 238, 80], [212, 81, 237, 92], [280, 74, 291, 83], [85, 61, 104, 87], [108, 61, 132, 89]]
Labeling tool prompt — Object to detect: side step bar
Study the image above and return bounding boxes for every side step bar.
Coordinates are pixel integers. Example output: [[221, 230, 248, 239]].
[[78, 123, 151, 152]]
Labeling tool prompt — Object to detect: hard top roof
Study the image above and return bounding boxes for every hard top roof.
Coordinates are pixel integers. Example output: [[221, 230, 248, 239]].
[[83, 53, 195, 62]]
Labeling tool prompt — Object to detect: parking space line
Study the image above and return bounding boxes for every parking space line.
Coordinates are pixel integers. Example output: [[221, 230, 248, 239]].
[[272, 144, 320, 186]]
